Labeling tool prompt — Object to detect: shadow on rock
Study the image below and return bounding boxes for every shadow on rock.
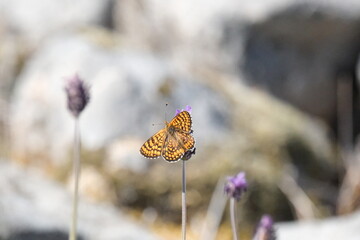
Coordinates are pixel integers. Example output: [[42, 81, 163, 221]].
[[6, 230, 84, 240]]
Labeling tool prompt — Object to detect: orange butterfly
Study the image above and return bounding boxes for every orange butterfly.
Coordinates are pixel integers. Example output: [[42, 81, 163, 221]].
[[140, 111, 195, 162]]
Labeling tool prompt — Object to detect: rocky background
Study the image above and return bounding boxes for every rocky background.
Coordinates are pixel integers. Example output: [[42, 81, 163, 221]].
[[1, 0, 360, 239]]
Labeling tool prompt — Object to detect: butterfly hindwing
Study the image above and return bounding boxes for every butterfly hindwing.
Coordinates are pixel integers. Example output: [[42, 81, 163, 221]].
[[162, 135, 186, 162], [176, 131, 195, 150], [162, 131, 195, 162]]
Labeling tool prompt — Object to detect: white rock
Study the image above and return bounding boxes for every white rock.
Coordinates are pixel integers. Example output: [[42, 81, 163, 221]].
[[0, 160, 160, 240], [106, 138, 149, 173], [277, 211, 360, 240], [0, 0, 113, 45]]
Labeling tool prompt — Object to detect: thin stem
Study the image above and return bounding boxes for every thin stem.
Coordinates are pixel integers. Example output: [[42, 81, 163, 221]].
[[200, 178, 228, 240], [69, 119, 81, 240], [182, 160, 187, 240], [230, 198, 238, 240]]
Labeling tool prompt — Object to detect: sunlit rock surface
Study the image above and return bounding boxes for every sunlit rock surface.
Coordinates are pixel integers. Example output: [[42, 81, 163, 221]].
[[277, 211, 360, 240], [0, 160, 160, 240]]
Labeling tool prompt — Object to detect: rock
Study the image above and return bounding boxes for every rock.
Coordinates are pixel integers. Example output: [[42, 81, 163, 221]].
[[0, 159, 160, 240], [114, 0, 360, 130], [6, 230, 83, 240], [113, 0, 298, 63], [0, 0, 114, 45], [0, 0, 113, 101], [105, 138, 149, 174], [239, 2, 360, 124], [277, 211, 360, 240]]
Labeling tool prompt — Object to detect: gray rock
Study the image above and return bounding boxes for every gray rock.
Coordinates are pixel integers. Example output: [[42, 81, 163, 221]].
[[0, 160, 160, 240], [277, 211, 360, 240], [114, 0, 360, 126], [239, 2, 360, 123], [113, 0, 298, 57]]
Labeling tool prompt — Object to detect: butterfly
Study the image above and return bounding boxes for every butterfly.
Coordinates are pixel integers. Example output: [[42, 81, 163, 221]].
[[140, 111, 195, 162]]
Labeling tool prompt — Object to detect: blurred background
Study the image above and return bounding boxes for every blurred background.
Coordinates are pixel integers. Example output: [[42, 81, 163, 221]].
[[1, 0, 360, 239]]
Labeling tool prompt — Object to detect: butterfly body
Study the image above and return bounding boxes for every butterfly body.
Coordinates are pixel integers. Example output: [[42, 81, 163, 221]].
[[166, 124, 175, 135], [140, 111, 195, 162]]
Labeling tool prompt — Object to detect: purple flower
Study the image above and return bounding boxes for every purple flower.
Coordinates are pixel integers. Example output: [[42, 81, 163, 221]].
[[225, 172, 247, 201], [65, 74, 90, 118], [175, 105, 192, 116], [253, 215, 276, 240]]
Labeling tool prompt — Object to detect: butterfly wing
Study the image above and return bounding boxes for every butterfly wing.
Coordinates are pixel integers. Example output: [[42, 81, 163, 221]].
[[162, 132, 195, 162], [177, 131, 195, 150], [169, 111, 192, 133], [140, 128, 167, 159], [162, 135, 186, 162], [142, 110, 194, 162]]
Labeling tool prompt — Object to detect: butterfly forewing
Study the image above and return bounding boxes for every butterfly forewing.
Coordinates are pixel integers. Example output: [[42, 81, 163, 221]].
[[140, 129, 167, 158], [169, 111, 192, 133]]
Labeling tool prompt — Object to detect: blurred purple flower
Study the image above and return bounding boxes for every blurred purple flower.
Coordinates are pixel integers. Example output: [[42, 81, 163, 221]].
[[253, 215, 276, 240], [175, 105, 192, 116], [65, 74, 90, 118], [225, 172, 247, 201]]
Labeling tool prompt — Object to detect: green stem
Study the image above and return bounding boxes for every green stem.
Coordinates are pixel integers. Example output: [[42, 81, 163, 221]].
[[182, 160, 187, 240], [230, 198, 238, 240], [69, 119, 80, 240]]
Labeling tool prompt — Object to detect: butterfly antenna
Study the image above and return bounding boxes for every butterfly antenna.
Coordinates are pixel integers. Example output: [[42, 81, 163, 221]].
[[165, 102, 169, 122]]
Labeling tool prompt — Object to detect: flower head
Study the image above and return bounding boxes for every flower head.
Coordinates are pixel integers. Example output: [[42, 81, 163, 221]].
[[182, 148, 196, 161], [175, 105, 192, 116], [253, 215, 276, 240], [225, 172, 247, 201], [65, 74, 90, 118]]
